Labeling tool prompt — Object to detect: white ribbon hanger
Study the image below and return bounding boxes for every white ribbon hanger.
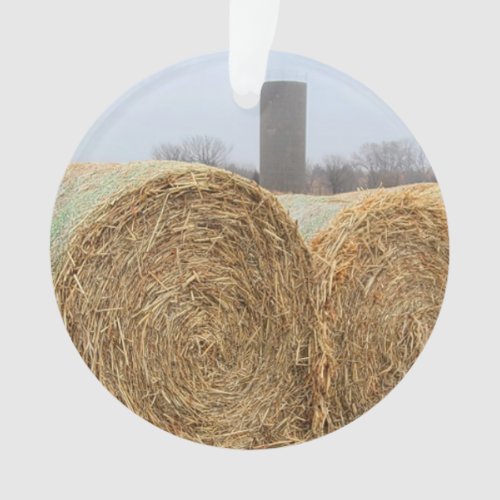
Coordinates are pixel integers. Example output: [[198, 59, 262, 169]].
[[229, 0, 280, 108]]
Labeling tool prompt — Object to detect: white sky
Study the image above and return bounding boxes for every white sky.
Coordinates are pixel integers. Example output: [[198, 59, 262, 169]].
[[73, 52, 416, 167]]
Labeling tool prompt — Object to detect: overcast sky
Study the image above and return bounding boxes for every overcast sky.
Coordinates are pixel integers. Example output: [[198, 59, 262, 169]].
[[73, 52, 416, 167]]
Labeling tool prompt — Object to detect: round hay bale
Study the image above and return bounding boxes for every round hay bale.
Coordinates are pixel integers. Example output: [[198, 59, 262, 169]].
[[311, 184, 449, 431], [53, 162, 325, 449]]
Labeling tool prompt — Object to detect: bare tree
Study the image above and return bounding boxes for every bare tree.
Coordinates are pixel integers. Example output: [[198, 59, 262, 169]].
[[182, 135, 233, 166], [225, 162, 259, 182], [311, 165, 331, 194], [304, 160, 316, 193], [152, 143, 185, 161], [323, 155, 358, 193], [353, 139, 432, 188], [152, 135, 433, 193], [152, 135, 233, 167]]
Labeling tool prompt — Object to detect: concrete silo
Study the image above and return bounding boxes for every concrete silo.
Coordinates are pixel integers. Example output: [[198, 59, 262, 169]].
[[260, 81, 307, 193]]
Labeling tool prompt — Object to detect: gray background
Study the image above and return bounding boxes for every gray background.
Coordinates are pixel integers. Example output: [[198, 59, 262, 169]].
[[1, 0, 499, 498]]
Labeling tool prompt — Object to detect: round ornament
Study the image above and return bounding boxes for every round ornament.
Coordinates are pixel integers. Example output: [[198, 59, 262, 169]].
[[51, 52, 448, 448]]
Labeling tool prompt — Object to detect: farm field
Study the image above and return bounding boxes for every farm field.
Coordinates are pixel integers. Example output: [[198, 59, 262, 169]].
[[278, 191, 363, 241]]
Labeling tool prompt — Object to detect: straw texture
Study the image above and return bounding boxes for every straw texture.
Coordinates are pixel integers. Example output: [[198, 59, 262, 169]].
[[311, 184, 448, 431], [52, 161, 447, 445], [53, 162, 327, 449]]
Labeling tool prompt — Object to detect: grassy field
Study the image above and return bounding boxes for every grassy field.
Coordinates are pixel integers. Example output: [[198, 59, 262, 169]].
[[278, 191, 363, 242]]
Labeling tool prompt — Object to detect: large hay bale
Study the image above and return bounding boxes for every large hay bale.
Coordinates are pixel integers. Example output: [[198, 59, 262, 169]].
[[311, 184, 449, 431], [53, 162, 326, 449], [278, 185, 438, 243]]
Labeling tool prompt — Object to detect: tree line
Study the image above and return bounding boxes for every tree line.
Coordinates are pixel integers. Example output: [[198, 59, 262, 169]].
[[152, 135, 259, 183], [152, 135, 435, 194], [307, 139, 435, 194]]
